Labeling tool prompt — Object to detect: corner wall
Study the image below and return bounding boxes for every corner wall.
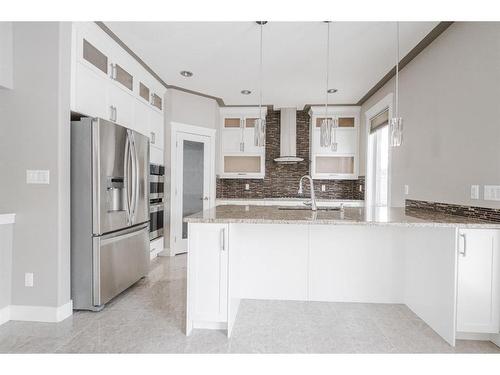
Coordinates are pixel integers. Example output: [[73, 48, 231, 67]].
[[0, 22, 72, 315], [360, 22, 500, 208]]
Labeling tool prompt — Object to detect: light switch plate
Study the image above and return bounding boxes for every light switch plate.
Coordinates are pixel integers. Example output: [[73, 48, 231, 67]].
[[404, 185, 409, 195], [321, 185, 326, 192], [484, 185, 500, 201], [26, 170, 50, 184], [470, 185, 480, 200], [25, 273, 34, 287]]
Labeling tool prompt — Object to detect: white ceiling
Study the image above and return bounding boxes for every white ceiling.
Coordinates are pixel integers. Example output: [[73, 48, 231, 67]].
[[105, 22, 438, 108]]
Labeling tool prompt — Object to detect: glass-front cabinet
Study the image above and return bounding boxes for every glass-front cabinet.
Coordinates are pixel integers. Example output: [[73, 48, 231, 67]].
[[309, 106, 360, 180], [219, 107, 267, 179]]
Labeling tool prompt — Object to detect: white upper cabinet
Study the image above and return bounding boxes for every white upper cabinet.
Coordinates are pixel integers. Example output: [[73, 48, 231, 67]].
[[219, 107, 267, 179], [71, 22, 166, 160], [456, 229, 500, 334], [309, 106, 360, 180]]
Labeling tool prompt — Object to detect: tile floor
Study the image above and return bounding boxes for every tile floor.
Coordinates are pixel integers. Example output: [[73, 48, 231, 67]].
[[1, 254, 499, 354]]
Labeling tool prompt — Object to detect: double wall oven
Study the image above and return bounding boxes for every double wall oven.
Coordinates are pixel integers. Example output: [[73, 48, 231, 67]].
[[149, 163, 165, 240]]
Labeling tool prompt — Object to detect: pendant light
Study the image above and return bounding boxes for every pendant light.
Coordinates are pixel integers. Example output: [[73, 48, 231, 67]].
[[320, 21, 338, 151], [390, 22, 403, 147], [254, 21, 267, 147]]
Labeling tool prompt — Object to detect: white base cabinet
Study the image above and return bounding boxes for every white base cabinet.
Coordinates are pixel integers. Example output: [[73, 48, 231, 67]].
[[187, 223, 228, 331], [457, 229, 500, 334]]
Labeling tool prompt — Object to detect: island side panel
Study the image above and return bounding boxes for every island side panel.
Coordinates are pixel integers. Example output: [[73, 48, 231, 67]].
[[230, 223, 309, 301], [308, 225, 405, 303], [403, 226, 458, 346]]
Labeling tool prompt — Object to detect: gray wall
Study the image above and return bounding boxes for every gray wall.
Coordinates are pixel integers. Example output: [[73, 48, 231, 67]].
[[0, 22, 72, 307], [360, 22, 500, 208], [0, 225, 13, 309], [0, 22, 13, 89], [163, 88, 219, 251]]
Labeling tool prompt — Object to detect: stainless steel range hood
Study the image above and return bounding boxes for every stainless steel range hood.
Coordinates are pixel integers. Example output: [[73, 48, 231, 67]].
[[274, 108, 304, 163]]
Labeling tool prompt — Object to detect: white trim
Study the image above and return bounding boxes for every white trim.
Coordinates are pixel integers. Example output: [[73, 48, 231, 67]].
[[0, 306, 10, 326], [192, 321, 227, 330], [8, 300, 73, 323], [364, 93, 393, 207], [219, 106, 267, 117], [456, 332, 500, 348]]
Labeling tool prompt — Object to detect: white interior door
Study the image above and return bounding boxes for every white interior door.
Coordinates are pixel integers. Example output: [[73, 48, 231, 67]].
[[174, 132, 211, 254]]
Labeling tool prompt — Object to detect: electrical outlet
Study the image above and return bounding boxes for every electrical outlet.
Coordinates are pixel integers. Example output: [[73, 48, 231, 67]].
[[404, 185, 409, 195], [25, 273, 34, 287], [470, 185, 480, 200], [321, 185, 326, 192], [359, 185, 363, 192], [245, 184, 250, 191], [26, 170, 50, 184]]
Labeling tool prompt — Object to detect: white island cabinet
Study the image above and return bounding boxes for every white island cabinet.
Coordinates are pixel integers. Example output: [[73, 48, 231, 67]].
[[456, 229, 500, 334], [185, 205, 500, 347], [187, 223, 229, 333]]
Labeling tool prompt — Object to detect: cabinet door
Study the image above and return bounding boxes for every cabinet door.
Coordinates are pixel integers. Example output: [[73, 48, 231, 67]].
[[221, 129, 243, 153], [312, 128, 357, 154], [189, 223, 228, 323], [73, 62, 109, 119], [108, 83, 135, 129], [242, 117, 263, 153], [150, 110, 164, 149], [457, 229, 500, 333], [134, 100, 150, 137]]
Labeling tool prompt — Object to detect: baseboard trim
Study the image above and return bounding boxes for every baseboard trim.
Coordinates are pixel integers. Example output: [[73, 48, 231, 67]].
[[456, 331, 500, 348], [0, 306, 10, 326], [8, 300, 73, 323]]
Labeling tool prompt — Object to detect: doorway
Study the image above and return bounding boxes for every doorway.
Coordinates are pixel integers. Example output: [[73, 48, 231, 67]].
[[365, 94, 392, 207], [171, 123, 216, 255]]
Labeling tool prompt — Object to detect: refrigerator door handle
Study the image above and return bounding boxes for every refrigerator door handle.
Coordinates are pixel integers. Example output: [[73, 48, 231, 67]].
[[129, 132, 138, 224], [124, 131, 132, 225], [133, 133, 140, 224]]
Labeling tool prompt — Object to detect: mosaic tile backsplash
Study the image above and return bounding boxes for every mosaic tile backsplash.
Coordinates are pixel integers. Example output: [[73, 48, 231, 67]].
[[216, 109, 365, 200], [406, 199, 500, 223]]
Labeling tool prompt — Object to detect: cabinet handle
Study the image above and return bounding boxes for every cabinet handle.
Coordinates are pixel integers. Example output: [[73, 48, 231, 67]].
[[109, 105, 115, 121], [240, 142, 244, 152], [110, 63, 117, 80], [150, 132, 156, 144], [220, 228, 226, 251], [113, 106, 117, 122], [459, 232, 467, 257]]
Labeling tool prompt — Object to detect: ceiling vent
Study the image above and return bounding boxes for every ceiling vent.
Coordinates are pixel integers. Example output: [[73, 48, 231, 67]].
[[274, 108, 304, 163]]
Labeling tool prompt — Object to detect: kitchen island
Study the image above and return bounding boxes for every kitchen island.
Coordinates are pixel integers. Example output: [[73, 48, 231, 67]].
[[185, 205, 500, 347]]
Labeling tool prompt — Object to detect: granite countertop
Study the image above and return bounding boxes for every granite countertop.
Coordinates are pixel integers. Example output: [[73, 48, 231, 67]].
[[184, 205, 500, 229], [216, 198, 364, 202], [0, 212, 16, 225]]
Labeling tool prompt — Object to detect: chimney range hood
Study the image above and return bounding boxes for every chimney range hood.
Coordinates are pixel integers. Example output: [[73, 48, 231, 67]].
[[274, 108, 304, 163]]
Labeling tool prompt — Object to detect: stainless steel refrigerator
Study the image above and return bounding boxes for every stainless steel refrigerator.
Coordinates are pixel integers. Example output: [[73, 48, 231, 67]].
[[71, 117, 150, 311]]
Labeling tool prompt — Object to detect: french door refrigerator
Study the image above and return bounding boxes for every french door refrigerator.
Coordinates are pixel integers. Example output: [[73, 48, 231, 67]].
[[71, 117, 150, 311]]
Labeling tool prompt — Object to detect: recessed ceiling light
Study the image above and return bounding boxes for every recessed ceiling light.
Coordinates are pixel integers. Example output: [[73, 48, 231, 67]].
[[241, 90, 252, 95], [327, 88, 338, 94], [180, 70, 193, 78]]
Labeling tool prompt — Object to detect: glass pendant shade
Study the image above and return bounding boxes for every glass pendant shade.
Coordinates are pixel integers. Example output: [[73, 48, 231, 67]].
[[330, 117, 338, 151], [320, 118, 332, 147], [254, 117, 266, 147], [390, 117, 403, 147]]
